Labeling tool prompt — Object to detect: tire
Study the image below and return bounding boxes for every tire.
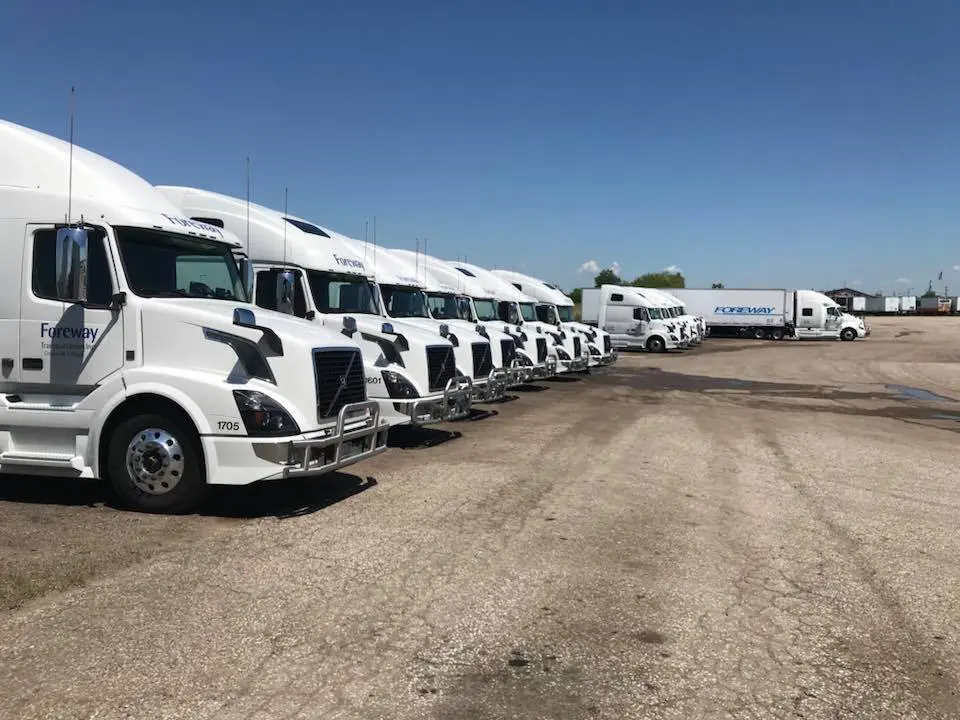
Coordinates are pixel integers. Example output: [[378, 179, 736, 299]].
[[770, 328, 785, 341], [647, 336, 666, 353], [840, 327, 857, 342], [107, 412, 208, 513], [753, 327, 767, 340]]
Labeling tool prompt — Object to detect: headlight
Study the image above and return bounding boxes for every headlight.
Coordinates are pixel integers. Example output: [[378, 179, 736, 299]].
[[516, 353, 534, 367], [382, 370, 419, 399], [233, 390, 299, 436], [556, 348, 570, 360]]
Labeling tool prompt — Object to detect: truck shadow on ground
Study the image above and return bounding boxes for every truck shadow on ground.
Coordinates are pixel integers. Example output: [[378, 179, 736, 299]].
[[200, 473, 377, 520], [0, 472, 378, 520], [511, 383, 549, 393], [459, 408, 500, 422], [543, 375, 582, 384], [387, 426, 463, 449]]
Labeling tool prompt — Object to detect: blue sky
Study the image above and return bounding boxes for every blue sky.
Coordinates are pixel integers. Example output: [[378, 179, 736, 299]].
[[2, 0, 958, 295]]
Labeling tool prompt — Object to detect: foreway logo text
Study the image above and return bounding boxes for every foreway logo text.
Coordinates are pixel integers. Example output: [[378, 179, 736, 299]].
[[714, 306, 776, 315], [40, 323, 99, 342], [333, 254, 365, 271]]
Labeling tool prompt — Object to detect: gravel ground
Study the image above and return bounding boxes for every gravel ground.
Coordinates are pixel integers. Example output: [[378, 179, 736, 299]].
[[1, 315, 958, 719]]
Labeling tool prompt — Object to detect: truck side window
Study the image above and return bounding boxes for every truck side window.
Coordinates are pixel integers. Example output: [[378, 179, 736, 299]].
[[801, 308, 813, 317], [633, 307, 648, 321], [255, 269, 307, 318], [611, 293, 624, 302], [32, 228, 113, 306]]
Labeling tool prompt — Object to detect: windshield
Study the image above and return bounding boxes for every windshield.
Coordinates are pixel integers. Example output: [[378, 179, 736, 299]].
[[382, 285, 430, 318], [519, 302, 538, 322], [535, 304, 559, 324], [473, 298, 498, 321], [427, 292, 469, 320], [307, 271, 379, 314], [557, 306, 574, 322], [116, 227, 247, 301], [648, 307, 663, 319]]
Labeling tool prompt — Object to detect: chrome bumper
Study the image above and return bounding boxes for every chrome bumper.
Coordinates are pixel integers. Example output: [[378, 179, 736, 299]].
[[532, 356, 558, 379], [560, 355, 590, 372], [473, 368, 508, 402], [280, 400, 388, 476], [394, 376, 473, 425]]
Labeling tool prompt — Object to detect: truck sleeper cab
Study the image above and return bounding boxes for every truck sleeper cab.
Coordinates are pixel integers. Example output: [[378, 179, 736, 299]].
[[155, 186, 471, 428], [0, 121, 387, 513], [581, 285, 684, 352]]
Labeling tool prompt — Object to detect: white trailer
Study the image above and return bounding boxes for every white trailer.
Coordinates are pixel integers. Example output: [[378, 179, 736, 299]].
[[884, 297, 900, 313], [900, 296, 917, 313], [671, 288, 868, 341], [581, 286, 688, 352], [851, 297, 866, 312], [157, 187, 472, 427], [0, 120, 387, 513]]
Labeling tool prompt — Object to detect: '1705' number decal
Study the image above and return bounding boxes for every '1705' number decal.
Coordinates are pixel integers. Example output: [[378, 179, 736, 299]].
[[217, 421, 241, 432]]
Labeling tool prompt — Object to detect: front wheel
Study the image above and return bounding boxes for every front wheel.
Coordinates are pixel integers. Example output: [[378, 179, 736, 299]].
[[107, 413, 208, 513], [840, 327, 857, 342], [646, 336, 666, 353]]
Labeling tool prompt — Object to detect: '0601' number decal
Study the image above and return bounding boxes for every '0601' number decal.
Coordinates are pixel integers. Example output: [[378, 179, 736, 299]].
[[217, 421, 241, 432]]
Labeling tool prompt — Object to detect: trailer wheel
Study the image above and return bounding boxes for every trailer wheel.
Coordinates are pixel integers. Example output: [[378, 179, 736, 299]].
[[840, 327, 857, 342], [753, 327, 767, 340], [770, 328, 785, 341], [107, 413, 208, 513], [647, 336, 666, 353]]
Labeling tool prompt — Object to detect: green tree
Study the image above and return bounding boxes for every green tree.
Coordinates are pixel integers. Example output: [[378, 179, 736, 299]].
[[594, 268, 623, 287], [568, 287, 583, 304], [921, 289, 937, 298], [711, 282, 724, 289], [629, 271, 686, 288]]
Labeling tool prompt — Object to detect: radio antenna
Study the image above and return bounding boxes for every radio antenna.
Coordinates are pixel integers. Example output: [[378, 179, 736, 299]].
[[415, 237, 420, 281], [66, 86, 76, 224], [373, 215, 377, 265], [282, 187, 288, 267], [423, 238, 428, 285], [364, 219, 369, 265], [245, 157, 251, 257]]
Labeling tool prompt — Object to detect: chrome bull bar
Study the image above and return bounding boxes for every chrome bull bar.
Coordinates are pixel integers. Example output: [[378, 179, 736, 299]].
[[473, 367, 508, 402], [403, 375, 473, 425], [283, 400, 387, 475]]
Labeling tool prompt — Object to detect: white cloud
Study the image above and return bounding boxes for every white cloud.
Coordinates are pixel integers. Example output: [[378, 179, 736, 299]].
[[895, 277, 910, 284], [664, 265, 682, 274], [610, 261, 622, 275], [953, 265, 960, 272], [851, 279, 863, 286], [578, 260, 600, 274]]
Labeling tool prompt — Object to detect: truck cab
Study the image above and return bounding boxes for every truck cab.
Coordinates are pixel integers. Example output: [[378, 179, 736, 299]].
[[390, 249, 537, 386], [338, 241, 508, 403], [156, 186, 471, 427], [490, 269, 616, 367], [793, 290, 868, 341], [581, 285, 684, 352], [0, 121, 387, 513], [643, 288, 702, 346]]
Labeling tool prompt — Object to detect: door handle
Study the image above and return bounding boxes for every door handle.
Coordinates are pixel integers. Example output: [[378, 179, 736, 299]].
[[22, 358, 43, 371]]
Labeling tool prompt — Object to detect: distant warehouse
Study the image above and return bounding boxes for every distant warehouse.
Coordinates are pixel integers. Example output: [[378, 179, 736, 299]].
[[824, 288, 876, 312]]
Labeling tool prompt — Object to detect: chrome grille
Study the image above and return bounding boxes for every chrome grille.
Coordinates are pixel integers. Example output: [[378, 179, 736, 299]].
[[426, 345, 455, 391], [603, 335, 611, 353], [573, 336, 582, 357], [471, 342, 493, 379], [536, 337, 547, 363], [313, 348, 366, 419]]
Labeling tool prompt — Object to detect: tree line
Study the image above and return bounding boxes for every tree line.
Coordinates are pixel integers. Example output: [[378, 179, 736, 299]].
[[567, 269, 690, 303]]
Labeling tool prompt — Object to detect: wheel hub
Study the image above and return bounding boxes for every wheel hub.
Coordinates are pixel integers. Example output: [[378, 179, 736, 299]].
[[125, 428, 185, 495]]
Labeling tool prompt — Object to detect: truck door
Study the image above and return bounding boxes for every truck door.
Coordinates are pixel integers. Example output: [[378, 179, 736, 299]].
[[19, 225, 124, 393], [795, 303, 817, 338], [631, 307, 649, 341], [824, 306, 842, 334], [603, 292, 627, 339]]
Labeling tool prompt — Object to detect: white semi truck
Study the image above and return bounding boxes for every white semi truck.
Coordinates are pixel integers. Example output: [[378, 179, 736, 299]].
[[390, 249, 542, 384], [581, 285, 688, 352], [641, 288, 703, 345], [0, 120, 388, 513], [670, 288, 869, 341], [490, 268, 617, 367], [335, 239, 509, 403], [156, 187, 473, 425], [448, 261, 587, 374]]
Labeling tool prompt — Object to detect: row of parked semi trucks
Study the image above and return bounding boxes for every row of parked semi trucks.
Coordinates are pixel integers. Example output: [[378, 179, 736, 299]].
[[0, 119, 624, 513]]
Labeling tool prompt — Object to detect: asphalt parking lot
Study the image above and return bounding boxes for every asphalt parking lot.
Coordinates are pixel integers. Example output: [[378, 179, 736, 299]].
[[1, 315, 959, 719]]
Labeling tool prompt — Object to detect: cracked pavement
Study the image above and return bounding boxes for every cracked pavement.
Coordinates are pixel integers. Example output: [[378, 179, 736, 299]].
[[1, 316, 958, 719]]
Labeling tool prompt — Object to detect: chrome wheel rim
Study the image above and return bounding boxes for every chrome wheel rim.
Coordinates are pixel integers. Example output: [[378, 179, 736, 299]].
[[125, 428, 185, 495]]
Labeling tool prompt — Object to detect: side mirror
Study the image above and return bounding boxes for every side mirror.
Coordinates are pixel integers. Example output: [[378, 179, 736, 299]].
[[275, 270, 296, 315], [55, 227, 89, 302], [236, 257, 255, 301]]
